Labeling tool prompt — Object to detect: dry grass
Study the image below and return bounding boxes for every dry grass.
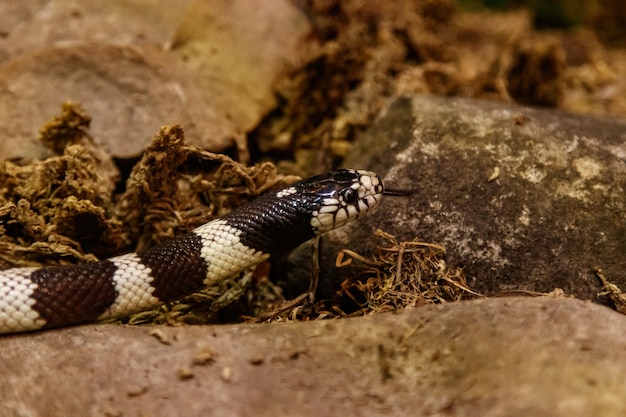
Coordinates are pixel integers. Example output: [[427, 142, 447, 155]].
[[336, 230, 481, 316]]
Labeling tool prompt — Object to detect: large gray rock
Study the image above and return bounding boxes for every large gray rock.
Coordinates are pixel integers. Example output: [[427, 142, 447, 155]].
[[291, 95, 626, 301], [1, 297, 625, 417]]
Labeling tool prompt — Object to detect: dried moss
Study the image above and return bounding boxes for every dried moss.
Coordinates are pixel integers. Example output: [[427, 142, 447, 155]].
[[0, 103, 121, 266], [596, 268, 626, 315], [0, 104, 297, 268], [38, 102, 93, 155], [336, 230, 480, 314], [245, 229, 481, 324], [1, 103, 301, 325]]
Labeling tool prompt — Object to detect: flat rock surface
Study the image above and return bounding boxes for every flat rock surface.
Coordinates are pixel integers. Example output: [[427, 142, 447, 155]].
[[290, 95, 626, 301], [0, 0, 311, 159], [1, 297, 625, 417]]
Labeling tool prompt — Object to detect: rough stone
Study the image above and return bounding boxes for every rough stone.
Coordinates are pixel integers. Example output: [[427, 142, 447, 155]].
[[0, 0, 311, 159], [1, 297, 625, 417], [289, 95, 626, 302]]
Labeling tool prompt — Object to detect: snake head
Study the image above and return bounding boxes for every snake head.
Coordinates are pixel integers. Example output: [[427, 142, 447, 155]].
[[224, 169, 385, 256], [302, 169, 384, 235]]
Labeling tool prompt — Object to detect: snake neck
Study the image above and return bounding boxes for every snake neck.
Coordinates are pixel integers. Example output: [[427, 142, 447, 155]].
[[219, 194, 315, 257]]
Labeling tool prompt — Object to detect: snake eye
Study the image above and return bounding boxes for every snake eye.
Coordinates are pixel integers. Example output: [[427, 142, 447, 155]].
[[342, 188, 359, 205]]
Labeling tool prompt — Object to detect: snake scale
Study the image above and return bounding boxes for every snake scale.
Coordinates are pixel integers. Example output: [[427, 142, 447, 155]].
[[0, 169, 384, 334]]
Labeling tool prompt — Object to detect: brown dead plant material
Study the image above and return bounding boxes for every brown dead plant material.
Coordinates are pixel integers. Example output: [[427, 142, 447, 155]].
[[336, 229, 481, 315], [246, 229, 481, 323], [257, 1, 626, 175], [595, 268, 626, 315], [0, 102, 121, 266], [0, 103, 299, 276], [38, 102, 94, 155], [114, 124, 298, 253], [1, 103, 303, 326]]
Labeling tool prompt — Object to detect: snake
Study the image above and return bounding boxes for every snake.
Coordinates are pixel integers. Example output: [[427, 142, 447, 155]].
[[0, 169, 384, 334]]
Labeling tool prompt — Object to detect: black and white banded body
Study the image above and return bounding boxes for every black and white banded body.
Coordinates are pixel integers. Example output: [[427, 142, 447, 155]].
[[0, 169, 384, 334]]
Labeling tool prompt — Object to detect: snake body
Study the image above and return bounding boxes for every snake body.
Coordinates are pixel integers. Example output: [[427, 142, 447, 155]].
[[0, 169, 384, 334]]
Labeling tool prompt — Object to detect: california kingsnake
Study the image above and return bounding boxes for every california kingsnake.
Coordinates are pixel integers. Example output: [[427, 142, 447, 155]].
[[0, 169, 384, 334]]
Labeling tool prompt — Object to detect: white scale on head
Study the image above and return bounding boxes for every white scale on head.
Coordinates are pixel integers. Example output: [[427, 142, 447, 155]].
[[0, 267, 46, 333], [310, 170, 382, 234], [193, 219, 270, 285], [276, 186, 298, 198]]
